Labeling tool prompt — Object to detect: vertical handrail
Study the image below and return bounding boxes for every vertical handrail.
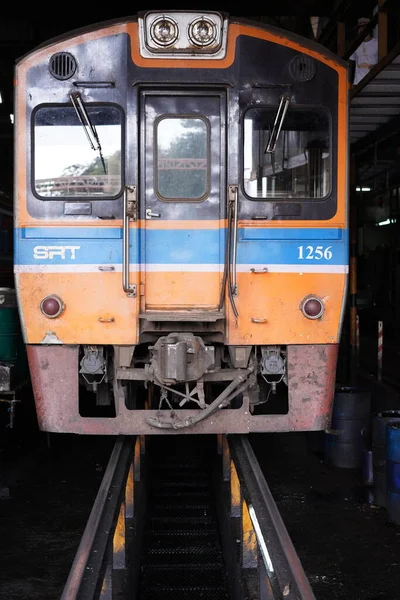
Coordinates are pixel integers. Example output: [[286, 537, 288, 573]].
[[230, 184, 239, 296], [61, 436, 135, 600], [122, 186, 136, 296]]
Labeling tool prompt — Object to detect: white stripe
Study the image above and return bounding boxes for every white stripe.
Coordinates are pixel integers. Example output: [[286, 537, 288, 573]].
[[249, 504, 274, 574], [142, 263, 222, 272], [14, 263, 349, 274], [236, 264, 349, 273], [15, 264, 124, 273]]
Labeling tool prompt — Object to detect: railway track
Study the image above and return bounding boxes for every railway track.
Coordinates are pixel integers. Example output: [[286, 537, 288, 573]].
[[61, 434, 316, 600]]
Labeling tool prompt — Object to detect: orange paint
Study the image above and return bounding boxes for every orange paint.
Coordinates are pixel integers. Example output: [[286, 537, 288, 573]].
[[18, 272, 139, 344], [226, 271, 346, 345], [143, 219, 226, 230], [18, 269, 345, 345], [129, 22, 346, 72], [144, 271, 222, 310]]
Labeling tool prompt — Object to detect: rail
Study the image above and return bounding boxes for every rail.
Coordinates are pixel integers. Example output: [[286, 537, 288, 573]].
[[225, 435, 316, 600], [60, 435, 141, 600], [61, 434, 316, 599]]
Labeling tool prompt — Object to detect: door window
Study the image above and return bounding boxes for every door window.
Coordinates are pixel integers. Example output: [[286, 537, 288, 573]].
[[156, 116, 209, 201]]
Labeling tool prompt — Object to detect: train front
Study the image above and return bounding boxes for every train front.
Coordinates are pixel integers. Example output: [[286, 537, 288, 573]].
[[14, 11, 349, 434]]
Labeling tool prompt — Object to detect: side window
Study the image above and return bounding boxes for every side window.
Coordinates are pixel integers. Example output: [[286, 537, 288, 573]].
[[34, 105, 122, 199], [244, 107, 331, 200], [156, 116, 209, 201]]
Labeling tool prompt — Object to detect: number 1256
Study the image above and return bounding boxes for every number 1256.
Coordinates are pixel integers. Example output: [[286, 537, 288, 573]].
[[298, 245, 332, 260]]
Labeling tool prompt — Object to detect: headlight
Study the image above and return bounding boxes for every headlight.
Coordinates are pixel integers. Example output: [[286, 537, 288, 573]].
[[150, 16, 179, 47], [139, 11, 227, 58], [188, 17, 217, 47]]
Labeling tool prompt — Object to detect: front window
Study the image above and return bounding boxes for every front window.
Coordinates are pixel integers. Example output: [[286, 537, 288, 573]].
[[156, 116, 209, 201], [244, 107, 331, 200], [34, 105, 122, 198]]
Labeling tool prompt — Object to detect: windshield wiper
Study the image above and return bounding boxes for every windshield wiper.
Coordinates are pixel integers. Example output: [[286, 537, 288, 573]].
[[264, 94, 291, 154], [70, 92, 107, 174]]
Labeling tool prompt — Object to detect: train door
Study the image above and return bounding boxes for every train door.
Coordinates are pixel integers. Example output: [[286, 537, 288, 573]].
[[140, 90, 226, 313]]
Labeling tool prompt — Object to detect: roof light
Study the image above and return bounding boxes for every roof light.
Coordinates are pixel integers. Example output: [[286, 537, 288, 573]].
[[377, 218, 396, 227], [356, 187, 371, 192]]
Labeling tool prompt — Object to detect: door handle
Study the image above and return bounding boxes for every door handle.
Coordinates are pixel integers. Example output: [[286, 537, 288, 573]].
[[146, 208, 161, 219]]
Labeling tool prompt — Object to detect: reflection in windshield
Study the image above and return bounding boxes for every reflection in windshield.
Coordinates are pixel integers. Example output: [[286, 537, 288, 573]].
[[34, 106, 122, 198], [157, 117, 209, 200], [244, 107, 331, 200]]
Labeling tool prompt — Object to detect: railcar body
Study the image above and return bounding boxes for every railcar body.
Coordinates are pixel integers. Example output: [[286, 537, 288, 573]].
[[14, 11, 349, 434]]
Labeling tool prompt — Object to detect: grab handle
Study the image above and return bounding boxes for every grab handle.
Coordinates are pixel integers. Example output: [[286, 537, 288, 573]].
[[230, 185, 239, 295], [122, 185, 137, 297]]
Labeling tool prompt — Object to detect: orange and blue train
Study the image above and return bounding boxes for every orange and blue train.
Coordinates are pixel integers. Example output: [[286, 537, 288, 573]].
[[13, 11, 349, 434]]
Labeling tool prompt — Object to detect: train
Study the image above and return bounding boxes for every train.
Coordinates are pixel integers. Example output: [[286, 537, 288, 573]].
[[13, 11, 349, 435]]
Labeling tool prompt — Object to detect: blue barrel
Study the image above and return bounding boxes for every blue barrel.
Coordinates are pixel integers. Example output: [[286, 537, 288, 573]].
[[362, 449, 373, 486], [372, 410, 400, 507], [386, 422, 400, 525], [325, 386, 371, 469]]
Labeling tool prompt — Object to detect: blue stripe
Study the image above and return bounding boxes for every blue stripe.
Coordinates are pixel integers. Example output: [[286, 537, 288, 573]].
[[21, 226, 345, 240], [239, 228, 343, 241], [22, 227, 122, 239], [238, 230, 348, 265], [145, 230, 223, 264], [15, 227, 349, 266]]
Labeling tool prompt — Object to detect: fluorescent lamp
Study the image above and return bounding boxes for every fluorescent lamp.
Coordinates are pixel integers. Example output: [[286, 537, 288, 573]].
[[377, 218, 396, 226], [356, 187, 371, 192]]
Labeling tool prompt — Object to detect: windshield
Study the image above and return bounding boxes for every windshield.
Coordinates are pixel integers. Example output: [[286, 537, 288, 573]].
[[34, 105, 122, 199], [244, 107, 331, 200]]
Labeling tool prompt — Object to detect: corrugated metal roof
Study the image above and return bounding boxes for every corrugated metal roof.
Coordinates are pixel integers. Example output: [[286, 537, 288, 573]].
[[350, 51, 400, 145], [349, 42, 400, 192]]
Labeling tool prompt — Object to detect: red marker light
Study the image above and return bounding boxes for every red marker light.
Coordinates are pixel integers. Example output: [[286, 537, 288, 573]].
[[300, 295, 324, 319], [40, 295, 65, 318]]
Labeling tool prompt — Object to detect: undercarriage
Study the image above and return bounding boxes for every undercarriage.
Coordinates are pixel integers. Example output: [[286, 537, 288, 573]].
[[78, 335, 291, 429]]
